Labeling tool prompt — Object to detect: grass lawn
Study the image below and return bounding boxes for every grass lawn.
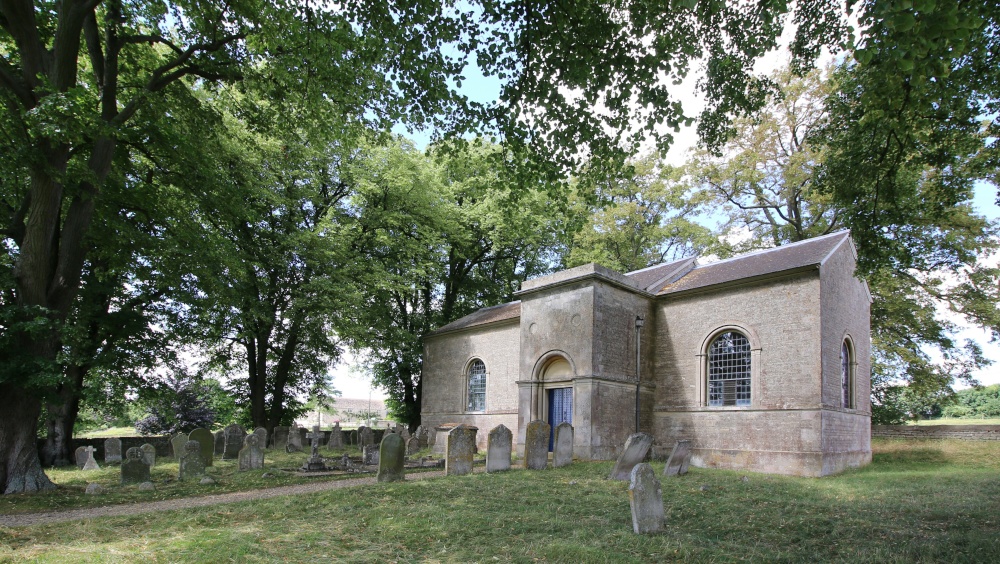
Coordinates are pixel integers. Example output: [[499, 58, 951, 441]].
[[2, 439, 999, 562], [910, 417, 1000, 426]]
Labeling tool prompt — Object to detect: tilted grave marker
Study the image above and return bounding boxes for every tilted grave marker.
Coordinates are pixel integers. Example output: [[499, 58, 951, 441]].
[[663, 439, 693, 477], [609, 433, 654, 481]]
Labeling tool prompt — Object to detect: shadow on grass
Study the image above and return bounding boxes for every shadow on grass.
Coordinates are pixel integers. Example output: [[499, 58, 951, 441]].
[[872, 447, 948, 466]]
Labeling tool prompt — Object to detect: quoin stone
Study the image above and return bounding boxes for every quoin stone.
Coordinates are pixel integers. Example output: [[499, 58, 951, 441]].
[[524, 420, 550, 470], [238, 434, 265, 471], [104, 437, 122, 465], [663, 439, 693, 477], [327, 422, 343, 450], [222, 424, 246, 460], [253, 427, 268, 450], [179, 440, 207, 480], [377, 433, 406, 482], [486, 424, 513, 473], [553, 422, 574, 468], [445, 425, 478, 476], [81, 446, 100, 470], [120, 447, 150, 485], [140, 443, 156, 467], [171, 433, 188, 460], [609, 433, 654, 481], [188, 428, 215, 467], [629, 463, 665, 534]]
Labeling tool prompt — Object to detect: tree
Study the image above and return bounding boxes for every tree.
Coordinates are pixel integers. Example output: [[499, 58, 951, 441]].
[[133, 372, 218, 436]]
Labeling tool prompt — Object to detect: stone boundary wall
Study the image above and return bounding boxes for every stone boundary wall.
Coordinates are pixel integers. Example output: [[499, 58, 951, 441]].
[[37, 436, 174, 463], [872, 425, 1000, 441]]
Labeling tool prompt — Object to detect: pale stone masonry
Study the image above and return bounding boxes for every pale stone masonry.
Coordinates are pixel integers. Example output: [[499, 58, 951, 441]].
[[421, 231, 872, 477]]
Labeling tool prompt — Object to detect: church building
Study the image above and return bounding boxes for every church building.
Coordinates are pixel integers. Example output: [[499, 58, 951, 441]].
[[420, 231, 872, 476]]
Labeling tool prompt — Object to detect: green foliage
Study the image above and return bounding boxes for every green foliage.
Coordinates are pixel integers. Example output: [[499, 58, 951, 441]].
[[942, 385, 1000, 419]]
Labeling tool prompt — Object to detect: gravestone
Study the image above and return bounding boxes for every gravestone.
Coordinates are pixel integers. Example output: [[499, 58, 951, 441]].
[[104, 438, 122, 465], [629, 463, 664, 534], [348, 430, 358, 445], [400, 428, 411, 443], [179, 440, 207, 480], [271, 426, 289, 451], [358, 426, 374, 450], [363, 444, 380, 466], [171, 433, 189, 460], [301, 425, 326, 471], [445, 424, 478, 476], [74, 446, 89, 470], [214, 430, 225, 455], [553, 422, 574, 468], [486, 424, 513, 473], [327, 422, 343, 450], [287, 423, 303, 452], [609, 432, 654, 480], [253, 427, 268, 450], [120, 447, 150, 485], [432, 424, 455, 456], [415, 425, 428, 448], [188, 428, 215, 467], [663, 439, 693, 477], [140, 443, 156, 467], [222, 424, 246, 460], [377, 433, 405, 483], [524, 420, 550, 470], [238, 434, 265, 471], [81, 446, 100, 470], [406, 436, 420, 456]]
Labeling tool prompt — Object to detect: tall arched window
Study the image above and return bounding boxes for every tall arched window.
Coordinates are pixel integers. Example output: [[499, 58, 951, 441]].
[[467, 359, 486, 412], [708, 331, 752, 407], [841, 339, 854, 409]]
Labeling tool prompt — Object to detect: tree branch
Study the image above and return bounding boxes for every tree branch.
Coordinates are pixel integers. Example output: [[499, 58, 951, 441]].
[[0, 55, 34, 107]]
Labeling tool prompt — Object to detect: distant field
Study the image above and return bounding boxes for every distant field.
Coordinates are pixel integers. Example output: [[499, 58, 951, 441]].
[[75, 427, 140, 438], [910, 418, 1000, 426], [1, 439, 998, 562]]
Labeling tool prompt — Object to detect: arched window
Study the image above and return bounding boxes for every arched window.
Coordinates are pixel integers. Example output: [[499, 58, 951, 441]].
[[708, 331, 752, 407], [467, 359, 486, 412], [841, 339, 854, 409]]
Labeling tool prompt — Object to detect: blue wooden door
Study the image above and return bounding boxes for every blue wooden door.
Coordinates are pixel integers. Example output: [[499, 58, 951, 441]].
[[548, 387, 572, 451]]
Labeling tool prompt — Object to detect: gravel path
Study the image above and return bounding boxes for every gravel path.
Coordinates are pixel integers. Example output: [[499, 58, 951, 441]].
[[0, 470, 448, 528]]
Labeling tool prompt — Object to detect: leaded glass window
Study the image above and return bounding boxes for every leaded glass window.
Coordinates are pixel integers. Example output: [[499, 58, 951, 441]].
[[841, 341, 852, 408], [467, 360, 486, 412], [708, 331, 752, 407]]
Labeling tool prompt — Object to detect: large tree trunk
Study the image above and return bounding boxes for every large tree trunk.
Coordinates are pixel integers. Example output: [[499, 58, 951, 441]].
[[40, 365, 86, 467], [0, 383, 55, 494]]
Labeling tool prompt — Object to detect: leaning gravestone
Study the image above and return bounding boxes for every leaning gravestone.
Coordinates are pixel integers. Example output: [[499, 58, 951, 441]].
[[179, 440, 207, 480], [400, 428, 411, 443], [663, 439, 693, 477], [524, 420, 550, 470], [377, 433, 405, 483], [363, 444, 380, 466], [81, 446, 100, 470], [171, 433, 189, 460], [271, 426, 289, 451], [140, 443, 156, 467], [74, 446, 89, 470], [238, 434, 265, 471], [358, 426, 374, 450], [609, 432, 654, 480], [121, 447, 150, 485], [553, 422, 574, 468], [104, 437, 122, 465], [222, 423, 246, 460], [445, 424, 478, 476], [629, 463, 664, 534], [486, 424, 513, 473], [406, 436, 420, 456], [286, 423, 303, 452], [253, 427, 268, 450], [188, 428, 215, 467], [214, 430, 225, 456], [327, 422, 343, 450]]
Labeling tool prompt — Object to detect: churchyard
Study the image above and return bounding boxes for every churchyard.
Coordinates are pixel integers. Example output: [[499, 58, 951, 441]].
[[1, 438, 997, 562]]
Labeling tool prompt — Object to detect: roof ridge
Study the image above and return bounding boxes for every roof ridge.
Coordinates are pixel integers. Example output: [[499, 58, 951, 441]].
[[624, 256, 696, 276], [695, 230, 849, 269]]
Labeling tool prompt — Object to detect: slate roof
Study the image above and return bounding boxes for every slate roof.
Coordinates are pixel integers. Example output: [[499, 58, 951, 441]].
[[429, 301, 522, 335], [624, 256, 698, 292], [656, 231, 850, 295]]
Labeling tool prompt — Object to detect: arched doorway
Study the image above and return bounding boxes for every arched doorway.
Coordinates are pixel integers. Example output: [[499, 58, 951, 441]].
[[541, 357, 573, 451]]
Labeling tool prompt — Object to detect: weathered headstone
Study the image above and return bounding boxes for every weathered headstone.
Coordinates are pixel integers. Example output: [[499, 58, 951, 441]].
[[609, 432, 654, 481], [171, 433, 189, 460], [222, 423, 246, 460], [188, 428, 215, 467], [121, 447, 150, 485], [327, 422, 343, 450], [81, 446, 100, 470], [553, 422, 574, 468], [85, 483, 103, 495], [238, 433, 265, 471], [74, 446, 89, 470], [406, 436, 420, 456], [363, 444, 380, 466], [445, 424, 478, 476], [524, 420, 550, 470], [663, 439, 693, 477], [104, 437, 122, 465], [140, 443, 156, 467], [377, 433, 405, 482], [415, 425, 428, 448], [179, 440, 207, 480], [301, 425, 326, 471], [432, 424, 455, 456], [253, 427, 268, 450], [214, 430, 225, 456], [486, 424, 513, 473], [400, 428, 411, 443], [287, 423, 303, 452], [629, 463, 664, 534], [348, 430, 358, 445], [271, 426, 289, 451], [358, 426, 374, 450]]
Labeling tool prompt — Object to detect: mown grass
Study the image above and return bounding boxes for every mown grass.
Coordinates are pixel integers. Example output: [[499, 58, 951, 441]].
[[2, 439, 999, 563], [909, 417, 1000, 426]]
